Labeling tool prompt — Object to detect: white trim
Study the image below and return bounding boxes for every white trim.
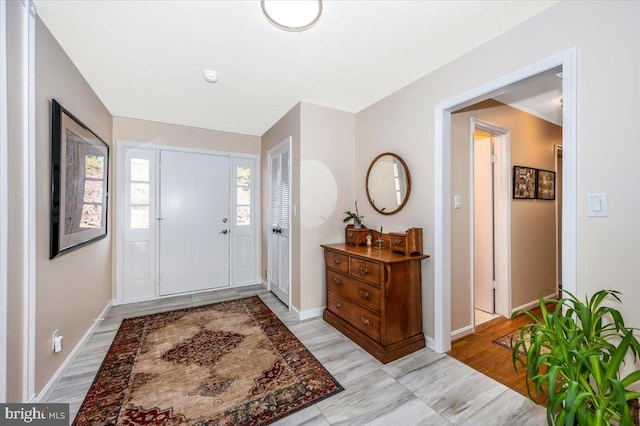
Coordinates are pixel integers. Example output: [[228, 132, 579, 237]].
[[434, 48, 578, 353], [451, 325, 473, 340], [0, 0, 8, 404], [425, 335, 436, 351], [34, 299, 113, 403], [511, 292, 557, 314], [291, 305, 323, 321], [23, 0, 36, 402], [555, 144, 563, 290]]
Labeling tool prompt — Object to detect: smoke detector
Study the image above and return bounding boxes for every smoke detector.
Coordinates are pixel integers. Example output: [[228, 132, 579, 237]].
[[203, 70, 219, 84]]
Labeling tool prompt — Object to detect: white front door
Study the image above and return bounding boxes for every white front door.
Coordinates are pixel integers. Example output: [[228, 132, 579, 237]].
[[159, 150, 230, 295], [268, 139, 291, 306], [474, 134, 494, 313]]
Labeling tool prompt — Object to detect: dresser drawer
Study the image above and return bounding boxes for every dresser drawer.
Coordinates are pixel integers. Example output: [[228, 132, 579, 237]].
[[327, 291, 381, 342], [325, 250, 349, 274], [326, 269, 381, 314], [349, 257, 382, 286]]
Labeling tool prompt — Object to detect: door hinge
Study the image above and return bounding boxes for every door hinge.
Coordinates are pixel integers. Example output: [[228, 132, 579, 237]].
[[492, 280, 497, 289], [490, 155, 497, 164]]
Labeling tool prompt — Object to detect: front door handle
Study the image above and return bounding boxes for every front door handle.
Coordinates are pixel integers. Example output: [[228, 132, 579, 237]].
[[220, 229, 229, 235]]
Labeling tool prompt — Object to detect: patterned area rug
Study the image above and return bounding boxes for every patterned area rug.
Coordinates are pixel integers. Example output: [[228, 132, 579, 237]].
[[74, 296, 343, 425], [493, 330, 526, 355], [493, 329, 549, 355]]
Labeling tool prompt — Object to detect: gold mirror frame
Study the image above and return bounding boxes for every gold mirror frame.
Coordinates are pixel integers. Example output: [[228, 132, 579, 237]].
[[365, 152, 411, 215]]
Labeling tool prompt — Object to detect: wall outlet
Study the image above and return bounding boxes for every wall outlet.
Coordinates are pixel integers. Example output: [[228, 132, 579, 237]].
[[52, 330, 59, 352], [52, 329, 63, 352]]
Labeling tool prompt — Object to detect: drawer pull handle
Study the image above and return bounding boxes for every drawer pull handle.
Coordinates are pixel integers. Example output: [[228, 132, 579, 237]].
[[360, 289, 370, 300], [359, 267, 369, 275], [333, 277, 342, 285], [333, 257, 341, 265], [360, 316, 370, 326], [334, 301, 342, 309], [348, 232, 354, 237], [394, 238, 402, 244]]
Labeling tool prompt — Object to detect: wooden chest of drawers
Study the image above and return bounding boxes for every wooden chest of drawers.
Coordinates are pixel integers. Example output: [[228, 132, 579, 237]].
[[322, 243, 429, 363]]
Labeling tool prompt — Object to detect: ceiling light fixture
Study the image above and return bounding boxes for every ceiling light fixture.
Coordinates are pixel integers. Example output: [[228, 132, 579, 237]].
[[261, 0, 322, 33], [203, 70, 218, 84]]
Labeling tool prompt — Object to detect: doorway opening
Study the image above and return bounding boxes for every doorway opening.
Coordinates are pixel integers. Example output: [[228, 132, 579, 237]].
[[471, 120, 510, 329], [434, 48, 577, 353]]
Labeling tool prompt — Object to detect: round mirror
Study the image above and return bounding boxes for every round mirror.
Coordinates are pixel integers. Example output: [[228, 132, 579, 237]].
[[365, 152, 411, 215]]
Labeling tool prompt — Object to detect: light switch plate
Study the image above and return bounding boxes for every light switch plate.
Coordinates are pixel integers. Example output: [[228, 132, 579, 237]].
[[454, 195, 461, 209], [587, 193, 608, 217]]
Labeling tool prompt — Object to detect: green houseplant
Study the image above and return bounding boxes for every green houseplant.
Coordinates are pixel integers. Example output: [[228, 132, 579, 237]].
[[343, 201, 364, 228], [512, 290, 640, 425]]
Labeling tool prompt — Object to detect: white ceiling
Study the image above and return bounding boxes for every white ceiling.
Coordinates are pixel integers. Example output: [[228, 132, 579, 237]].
[[34, 1, 557, 136], [495, 72, 563, 126]]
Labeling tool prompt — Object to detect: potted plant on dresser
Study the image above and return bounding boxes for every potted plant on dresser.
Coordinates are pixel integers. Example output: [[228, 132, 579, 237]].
[[511, 290, 640, 425], [343, 201, 364, 228]]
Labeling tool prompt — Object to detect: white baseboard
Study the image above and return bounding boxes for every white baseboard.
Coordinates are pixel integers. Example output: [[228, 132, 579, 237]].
[[425, 335, 436, 351], [35, 299, 114, 402], [292, 305, 324, 321], [511, 292, 558, 315], [451, 324, 473, 340]]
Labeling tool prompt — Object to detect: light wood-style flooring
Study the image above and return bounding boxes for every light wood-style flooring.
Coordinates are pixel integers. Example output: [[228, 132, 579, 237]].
[[447, 308, 543, 401], [44, 285, 546, 425]]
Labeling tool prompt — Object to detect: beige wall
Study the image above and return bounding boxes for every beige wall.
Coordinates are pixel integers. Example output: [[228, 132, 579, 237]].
[[299, 103, 355, 312], [34, 17, 113, 394], [355, 78, 436, 336], [261, 104, 301, 308], [5, 0, 26, 402], [450, 100, 561, 331], [355, 0, 640, 339], [113, 117, 260, 155], [260, 103, 355, 314]]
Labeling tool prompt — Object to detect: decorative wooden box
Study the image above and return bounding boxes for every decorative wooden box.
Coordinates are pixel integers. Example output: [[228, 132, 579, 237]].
[[345, 225, 369, 246], [389, 228, 423, 256]]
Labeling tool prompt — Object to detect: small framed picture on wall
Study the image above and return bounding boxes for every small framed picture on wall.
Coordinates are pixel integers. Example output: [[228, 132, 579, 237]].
[[537, 169, 556, 200], [513, 166, 537, 199]]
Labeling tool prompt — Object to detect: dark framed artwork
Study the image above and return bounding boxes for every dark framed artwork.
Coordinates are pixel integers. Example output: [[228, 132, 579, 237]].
[[513, 166, 537, 199], [50, 99, 109, 259], [537, 169, 556, 200]]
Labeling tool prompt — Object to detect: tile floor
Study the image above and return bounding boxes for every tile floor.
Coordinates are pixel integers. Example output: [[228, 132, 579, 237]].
[[45, 285, 546, 425]]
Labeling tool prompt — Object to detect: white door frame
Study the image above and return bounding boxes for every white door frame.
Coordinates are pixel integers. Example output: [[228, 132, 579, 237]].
[[23, 0, 37, 402], [555, 144, 563, 290], [115, 141, 260, 304], [0, 0, 8, 403], [434, 48, 577, 353], [470, 119, 510, 331], [267, 137, 292, 308]]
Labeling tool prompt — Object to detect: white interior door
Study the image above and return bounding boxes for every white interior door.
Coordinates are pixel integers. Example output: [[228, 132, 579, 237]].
[[268, 140, 291, 306], [474, 135, 494, 313], [159, 150, 230, 295]]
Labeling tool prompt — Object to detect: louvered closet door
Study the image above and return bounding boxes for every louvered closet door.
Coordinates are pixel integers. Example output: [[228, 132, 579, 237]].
[[268, 139, 291, 306]]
